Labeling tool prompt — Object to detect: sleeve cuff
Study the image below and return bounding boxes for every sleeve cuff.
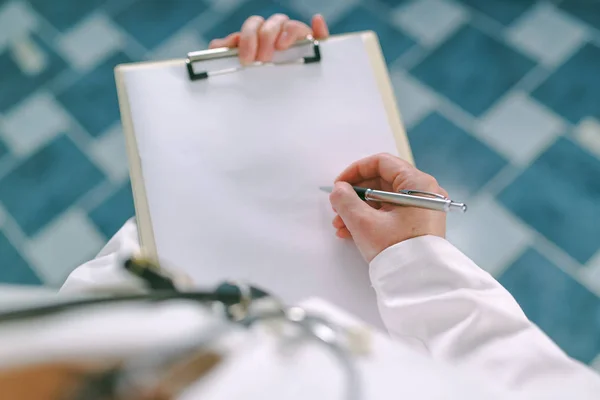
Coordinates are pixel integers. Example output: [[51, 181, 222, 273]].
[[370, 235, 453, 275], [369, 235, 496, 294]]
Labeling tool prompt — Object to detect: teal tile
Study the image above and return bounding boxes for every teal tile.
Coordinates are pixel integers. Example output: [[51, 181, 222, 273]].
[[0, 231, 42, 285], [460, 0, 535, 25], [376, 0, 410, 7], [28, 0, 104, 31], [410, 25, 535, 116], [500, 248, 600, 364], [559, 1, 600, 31], [499, 138, 600, 264], [0, 135, 105, 236], [56, 52, 131, 137], [330, 5, 416, 64], [409, 112, 508, 197], [114, 0, 210, 48], [0, 34, 68, 112], [0, 138, 8, 161], [89, 181, 135, 238], [533, 44, 600, 124]]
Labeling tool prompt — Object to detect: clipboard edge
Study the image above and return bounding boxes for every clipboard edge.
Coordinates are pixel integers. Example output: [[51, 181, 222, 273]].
[[358, 31, 415, 165], [114, 66, 159, 261]]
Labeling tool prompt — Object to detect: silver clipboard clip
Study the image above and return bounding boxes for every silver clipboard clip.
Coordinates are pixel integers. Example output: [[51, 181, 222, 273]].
[[185, 36, 322, 81]]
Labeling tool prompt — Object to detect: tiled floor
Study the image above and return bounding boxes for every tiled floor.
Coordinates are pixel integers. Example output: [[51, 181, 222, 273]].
[[0, 0, 599, 366]]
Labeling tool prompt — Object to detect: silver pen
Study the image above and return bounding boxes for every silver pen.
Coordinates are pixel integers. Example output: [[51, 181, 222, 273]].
[[319, 186, 467, 213]]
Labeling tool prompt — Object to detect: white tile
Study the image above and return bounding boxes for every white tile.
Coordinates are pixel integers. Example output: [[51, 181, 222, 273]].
[[579, 250, 600, 296], [447, 195, 532, 277], [477, 92, 565, 165], [289, 0, 359, 24], [9, 35, 47, 76], [152, 29, 207, 60], [390, 69, 437, 128], [0, 1, 39, 51], [574, 117, 600, 159], [57, 13, 123, 71], [393, 0, 468, 47], [0, 92, 70, 156], [506, 3, 588, 67], [26, 210, 105, 286], [90, 124, 130, 183]]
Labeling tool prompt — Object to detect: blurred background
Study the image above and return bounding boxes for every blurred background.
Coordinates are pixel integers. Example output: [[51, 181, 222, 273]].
[[0, 0, 599, 368]]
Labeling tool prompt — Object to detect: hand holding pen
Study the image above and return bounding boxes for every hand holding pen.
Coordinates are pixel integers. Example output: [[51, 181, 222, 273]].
[[325, 153, 459, 263]]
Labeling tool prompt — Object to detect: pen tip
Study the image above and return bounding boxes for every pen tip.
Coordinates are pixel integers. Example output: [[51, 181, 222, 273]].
[[449, 201, 468, 213], [319, 186, 333, 193]]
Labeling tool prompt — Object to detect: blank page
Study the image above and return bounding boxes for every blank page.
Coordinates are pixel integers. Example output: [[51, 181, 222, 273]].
[[119, 34, 401, 327]]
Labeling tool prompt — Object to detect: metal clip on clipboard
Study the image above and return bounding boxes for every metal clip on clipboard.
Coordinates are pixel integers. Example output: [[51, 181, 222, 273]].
[[185, 36, 322, 81]]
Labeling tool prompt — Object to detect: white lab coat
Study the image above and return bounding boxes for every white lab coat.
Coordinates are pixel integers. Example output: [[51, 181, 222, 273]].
[[61, 219, 600, 398]]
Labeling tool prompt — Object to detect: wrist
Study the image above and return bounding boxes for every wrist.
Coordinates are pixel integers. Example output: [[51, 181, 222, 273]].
[[369, 234, 447, 270]]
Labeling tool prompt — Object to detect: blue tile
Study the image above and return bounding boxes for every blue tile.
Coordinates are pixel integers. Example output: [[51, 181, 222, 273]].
[[0, 135, 105, 236], [0, 138, 8, 161], [0, 34, 68, 112], [114, 0, 210, 49], [89, 181, 135, 238], [532, 44, 600, 124], [28, 0, 105, 31], [499, 248, 600, 364], [459, 0, 535, 25], [410, 25, 535, 116], [329, 5, 416, 64], [559, 1, 600, 31], [498, 138, 600, 264], [0, 231, 42, 285], [205, 0, 303, 40], [56, 52, 131, 137], [409, 112, 508, 196], [374, 0, 411, 8]]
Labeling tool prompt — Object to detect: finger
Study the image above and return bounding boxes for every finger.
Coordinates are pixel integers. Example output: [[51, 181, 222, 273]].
[[276, 20, 311, 50], [257, 13, 289, 62], [335, 153, 414, 191], [351, 177, 394, 192], [329, 181, 377, 234], [336, 227, 352, 239], [239, 16, 265, 64], [209, 32, 240, 49], [356, 172, 443, 199], [209, 39, 224, 49], [331, 179, 384, 210], [439, 186, 449, 198], [311, 14, 329, 39], [332, 214, 346, 229]]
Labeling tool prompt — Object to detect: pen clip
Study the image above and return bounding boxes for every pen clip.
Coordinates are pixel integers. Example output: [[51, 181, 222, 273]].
[[399, 189, 448, 200]]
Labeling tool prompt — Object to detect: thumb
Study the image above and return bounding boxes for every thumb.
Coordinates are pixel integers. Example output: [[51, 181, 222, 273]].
[[329, 182, 375, 232]]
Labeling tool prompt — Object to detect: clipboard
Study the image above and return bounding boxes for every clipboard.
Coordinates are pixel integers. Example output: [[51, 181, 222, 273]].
[[114, 32, 413, 327]]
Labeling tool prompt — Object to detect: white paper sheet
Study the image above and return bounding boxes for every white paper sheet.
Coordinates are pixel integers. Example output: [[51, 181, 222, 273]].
[[121, 35, 400, 327]]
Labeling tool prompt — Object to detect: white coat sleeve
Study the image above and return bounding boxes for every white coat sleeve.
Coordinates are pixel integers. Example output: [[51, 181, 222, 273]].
[[60, 218, 147, 294], [369, 235, 600, 397]]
